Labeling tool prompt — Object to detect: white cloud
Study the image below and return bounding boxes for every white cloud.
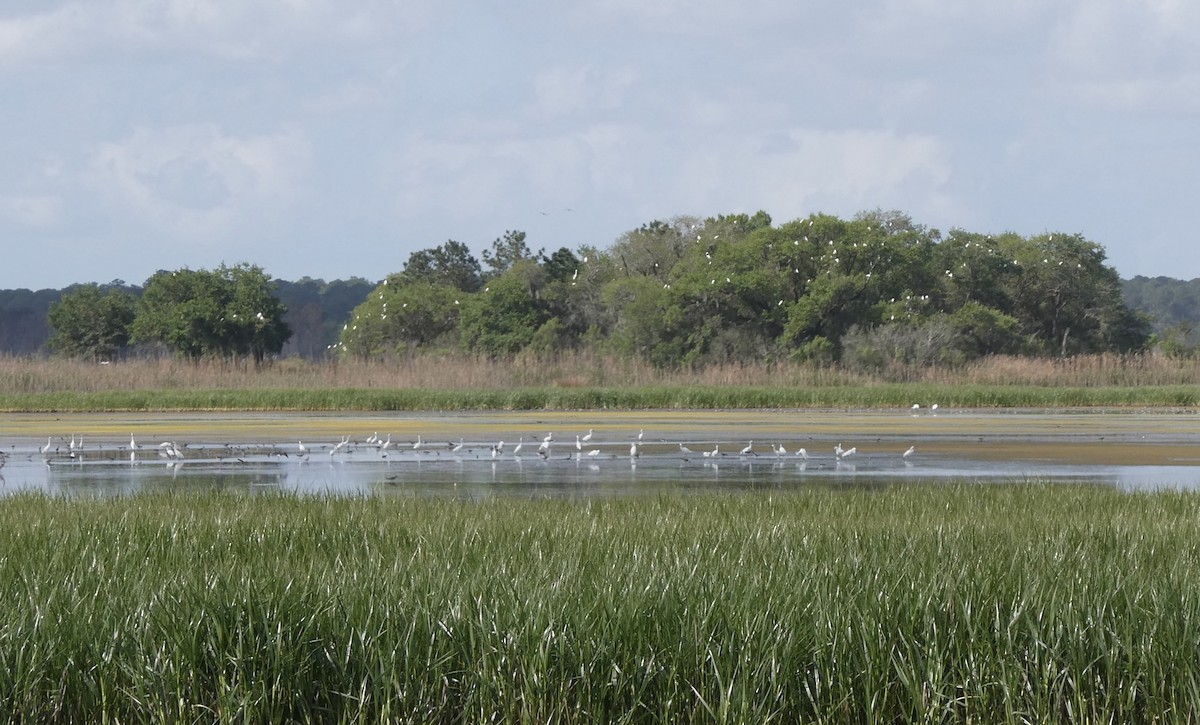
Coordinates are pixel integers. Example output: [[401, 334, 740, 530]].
[[532, 65, 639, 118], [86, 124, 310, 238], [0, 194, 64, 227], [0, 1, 433, 68], [1048, 1, 1200, 112], [671, 127, 957, 223]]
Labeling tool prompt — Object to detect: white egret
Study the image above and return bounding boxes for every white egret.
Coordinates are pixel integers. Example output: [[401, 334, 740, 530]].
[[412, 435, 423, 451], [41, 437, 52, 456], [588, 448, 600, 458], [581, 429, 594, 443], [298, 441, 309, 455], [903, 445, 916, 459], [380, 434, 392, 453], [452, 438, 464, 453], [130, 434, 138, 450], [576, 435, 583, 451], [741, 441, 754, 456], [513, 437, 525, 456], [796, 448, 808, 460], [630, 441, 639, 458]]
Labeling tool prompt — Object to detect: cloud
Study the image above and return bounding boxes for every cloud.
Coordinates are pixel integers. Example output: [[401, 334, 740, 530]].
[[85, 124, 311, 239], [1047, 1, 1200, 112], [0, 194, 64, 227], [670, 127, 957, 223], [531, 64, 640, 118], [0, 1, 433, 68]]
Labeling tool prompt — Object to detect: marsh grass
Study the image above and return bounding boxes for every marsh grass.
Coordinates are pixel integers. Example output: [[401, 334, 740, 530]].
[[3, 486, 1200, 722], [2, 352, 1199, 411]]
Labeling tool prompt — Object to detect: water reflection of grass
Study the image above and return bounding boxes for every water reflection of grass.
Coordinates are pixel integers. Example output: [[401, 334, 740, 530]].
[[5, 485, 1200, 721]]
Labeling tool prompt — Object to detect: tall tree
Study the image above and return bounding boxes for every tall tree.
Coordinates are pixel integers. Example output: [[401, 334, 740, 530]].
[[47, 284, 136, 361], [131, 264, 291, 362], [482, 230, 542, 278], [402, 240, 483, 293]]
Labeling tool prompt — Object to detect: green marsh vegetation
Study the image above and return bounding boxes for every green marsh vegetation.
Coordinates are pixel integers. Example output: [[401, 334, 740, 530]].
[[4, 485, 1200, 722], [2, 352, 1200, 411]]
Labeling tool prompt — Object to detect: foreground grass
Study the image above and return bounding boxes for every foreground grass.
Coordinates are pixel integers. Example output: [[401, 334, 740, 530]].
[[3, 382, 1200, 412], [4, 486, 1200, 722]]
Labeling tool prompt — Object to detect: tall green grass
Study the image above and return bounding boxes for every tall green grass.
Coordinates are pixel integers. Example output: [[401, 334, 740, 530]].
[[3, 486, 1200, 722], [2, 382, 1197, 412]]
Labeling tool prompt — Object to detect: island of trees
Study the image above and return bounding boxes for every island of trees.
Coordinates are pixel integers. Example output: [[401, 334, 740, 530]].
[[11, 209, 1198, 372]]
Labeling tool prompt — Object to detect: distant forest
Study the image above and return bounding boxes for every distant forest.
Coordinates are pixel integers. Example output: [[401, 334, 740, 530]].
[[0, 278, 375, 359]]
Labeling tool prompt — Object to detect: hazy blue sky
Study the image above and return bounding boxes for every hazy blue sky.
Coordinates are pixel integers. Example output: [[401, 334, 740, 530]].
[[2, 1, 1198, 290]]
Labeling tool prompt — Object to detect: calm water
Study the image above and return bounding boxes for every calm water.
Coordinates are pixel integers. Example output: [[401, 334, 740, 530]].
[[3, 409, 1200, 498]]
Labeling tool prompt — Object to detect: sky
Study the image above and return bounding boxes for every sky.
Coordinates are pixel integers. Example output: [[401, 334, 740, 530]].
[[2, 0, 1199, 290]]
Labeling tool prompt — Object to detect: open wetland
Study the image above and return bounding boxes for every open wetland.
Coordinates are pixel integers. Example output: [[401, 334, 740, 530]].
[[4, 407, 1200, 496]]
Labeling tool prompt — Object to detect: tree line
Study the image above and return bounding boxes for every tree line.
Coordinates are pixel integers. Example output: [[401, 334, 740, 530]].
[[337, 210, 1153, 369], [8, 209, 1190, 367]]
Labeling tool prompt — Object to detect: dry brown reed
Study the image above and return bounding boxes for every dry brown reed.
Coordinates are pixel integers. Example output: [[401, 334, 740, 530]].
[[1, 351, 1198, 395]]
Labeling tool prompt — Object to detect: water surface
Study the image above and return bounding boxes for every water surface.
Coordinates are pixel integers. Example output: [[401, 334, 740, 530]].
[[3, 409, 1199, 497]]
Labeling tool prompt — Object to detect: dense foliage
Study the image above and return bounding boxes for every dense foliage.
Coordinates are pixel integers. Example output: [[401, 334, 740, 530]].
[[46, 283, 137, 361], [2, 209, 1180, 364], [130, 264, 291, 363], [1122, 275, 1200, 356], [339, 210, 1151, 367]]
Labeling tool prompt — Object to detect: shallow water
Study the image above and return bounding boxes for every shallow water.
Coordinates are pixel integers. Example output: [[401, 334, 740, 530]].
[[3, 409, 1200, 497]]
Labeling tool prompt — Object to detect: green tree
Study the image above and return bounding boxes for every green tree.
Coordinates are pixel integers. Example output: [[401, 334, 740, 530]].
[[458, 261, 548, 357], [47, 284, 136, 361], [131, 264, 291, 362], [1003, 233, 1146, 355], [338, 277, 462, 357], [482, 230, 542, 279], [401, 240, 483, 293]]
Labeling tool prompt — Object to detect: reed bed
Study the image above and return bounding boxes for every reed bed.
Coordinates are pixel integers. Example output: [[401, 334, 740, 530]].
[[2, 352, 1199, 411], [3, 486, 1200, 722], [3, 351, 1200, 395]]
